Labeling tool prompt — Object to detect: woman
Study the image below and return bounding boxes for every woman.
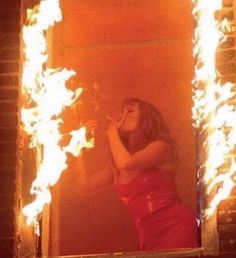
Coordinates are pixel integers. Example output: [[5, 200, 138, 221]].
[[82, 97, 198, 251]]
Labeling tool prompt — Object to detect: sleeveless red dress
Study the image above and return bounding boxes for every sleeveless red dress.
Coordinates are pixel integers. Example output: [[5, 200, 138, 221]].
[[116, 169, 198, 250]]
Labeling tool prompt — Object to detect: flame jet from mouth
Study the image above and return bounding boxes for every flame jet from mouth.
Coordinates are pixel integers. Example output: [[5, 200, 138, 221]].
[[21, 0, 93, 235], [192, 0, 236, 217]]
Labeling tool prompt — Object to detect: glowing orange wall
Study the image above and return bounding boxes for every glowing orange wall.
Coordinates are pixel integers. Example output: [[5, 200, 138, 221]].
[[50, 0, 196, 255]]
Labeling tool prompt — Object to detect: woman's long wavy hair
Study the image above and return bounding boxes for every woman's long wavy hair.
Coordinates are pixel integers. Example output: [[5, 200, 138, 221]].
[[120, 98, 177, 158]]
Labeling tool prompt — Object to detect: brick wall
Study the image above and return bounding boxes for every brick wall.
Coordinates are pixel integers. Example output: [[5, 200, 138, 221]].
[[0, 0, 21, 258]]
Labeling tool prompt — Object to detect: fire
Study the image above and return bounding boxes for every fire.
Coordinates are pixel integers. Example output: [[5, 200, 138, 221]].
[[21, 0, 93, 235], [192, 0, 236, 216]]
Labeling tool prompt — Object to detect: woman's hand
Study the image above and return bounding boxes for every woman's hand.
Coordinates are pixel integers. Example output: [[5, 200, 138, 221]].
[[106, 113, 127, 137]]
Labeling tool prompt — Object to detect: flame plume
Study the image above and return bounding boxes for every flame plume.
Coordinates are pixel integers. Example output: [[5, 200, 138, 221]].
[[21, 0, 93, 235], [192, 0, 236, 217]]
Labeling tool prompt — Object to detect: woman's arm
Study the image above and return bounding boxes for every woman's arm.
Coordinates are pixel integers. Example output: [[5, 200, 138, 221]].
[[83, 164, 115, 194], [107, 125, 173, 171], [73, 154, 115, 195]]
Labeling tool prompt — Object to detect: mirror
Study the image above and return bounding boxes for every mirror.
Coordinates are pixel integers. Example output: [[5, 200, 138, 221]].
[[48, 0, 199, 255]]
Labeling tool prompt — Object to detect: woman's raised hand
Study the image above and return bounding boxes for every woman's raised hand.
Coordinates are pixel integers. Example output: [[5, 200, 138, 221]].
[[106, 113, 126, 137]]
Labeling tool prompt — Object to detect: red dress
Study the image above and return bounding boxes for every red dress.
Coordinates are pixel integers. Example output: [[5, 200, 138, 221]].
[[116, 169, 198, 251]]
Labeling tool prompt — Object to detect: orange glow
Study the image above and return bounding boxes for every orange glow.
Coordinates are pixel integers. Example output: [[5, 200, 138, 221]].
[[21, 0, 93, 235], [192, 0, 236, 217]]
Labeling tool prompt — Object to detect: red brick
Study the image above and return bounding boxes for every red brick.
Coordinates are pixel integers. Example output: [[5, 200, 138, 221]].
[[0, 34, 20, 48], [218, 254, 236, 258], [216, 50, 235, 64], [0, 9, 20, 23], [217, 62, 235, 76], [0, 21, 21, 34], [219, 75, 235, 84], [0, 101, 17, 113], [0, 238, 14, 252], [0, 194, 15, 207], [0, 75, 18, 86], [0, 179, 16, 194], [0, 0, 21, 10], [0, 143, 17, 155], [215, 9, 234, 21], [223, 0, 233, 7], [220, 37, 235, 49], [0, 168, 17, 182], [218, 210, 236, 224], [0, 114, 18, 128], [0, 89, 18, 101], [0, 62, 19, 73], [0, 219, 14, 227], [0, 129, 17, 142], [0, 155, 17, 168], [0, 252, 14, 258], [218, 224, 236, 239], [0, 49, 20, 61], [219, 196, 236, 210], [0, 224, 15, 238], [220, 239, 236, 253], [0, 208, 15, 222]]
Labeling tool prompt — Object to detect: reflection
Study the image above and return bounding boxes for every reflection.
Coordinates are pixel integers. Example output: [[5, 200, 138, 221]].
[[49, 0, 198, 256]]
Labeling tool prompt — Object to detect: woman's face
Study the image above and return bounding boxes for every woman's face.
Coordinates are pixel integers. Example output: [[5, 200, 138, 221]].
[[119, 103, 141, 134]]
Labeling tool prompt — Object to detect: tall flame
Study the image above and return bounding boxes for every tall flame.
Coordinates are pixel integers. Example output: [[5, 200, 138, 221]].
[[192, 0, 236, 216], [21, 0, 93, 235]]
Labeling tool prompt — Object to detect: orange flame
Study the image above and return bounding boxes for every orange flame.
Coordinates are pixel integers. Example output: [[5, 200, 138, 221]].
[[21, 0, 94, 235], [192, 0, 236, 217]]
